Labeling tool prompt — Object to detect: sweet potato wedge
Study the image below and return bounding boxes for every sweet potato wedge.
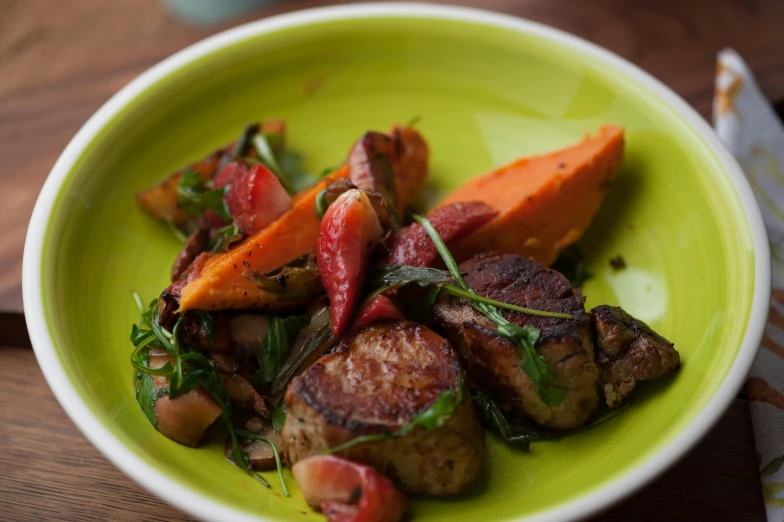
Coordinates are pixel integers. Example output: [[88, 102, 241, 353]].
[[439, 125, 624, 265], [178, 167, 350, 311], [178, 126, 429, 312]]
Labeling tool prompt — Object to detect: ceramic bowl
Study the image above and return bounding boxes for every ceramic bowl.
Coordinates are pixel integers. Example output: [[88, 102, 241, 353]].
[[23, 4, 770, 521]]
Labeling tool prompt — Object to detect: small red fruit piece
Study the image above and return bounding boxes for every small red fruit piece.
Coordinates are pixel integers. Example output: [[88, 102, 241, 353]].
[[351, 295, 403, 332], [221, 163, 292, 235], [291, 455, 407, 522], [382, 201, 498, 267], [317, 189, 383, 337]]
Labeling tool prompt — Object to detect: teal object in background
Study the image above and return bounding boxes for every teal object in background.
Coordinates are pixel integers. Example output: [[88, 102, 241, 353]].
[[162, 0, 277, 26]]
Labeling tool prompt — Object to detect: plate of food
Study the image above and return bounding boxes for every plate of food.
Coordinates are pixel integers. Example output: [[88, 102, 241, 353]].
[[23, 3, 770, 522]]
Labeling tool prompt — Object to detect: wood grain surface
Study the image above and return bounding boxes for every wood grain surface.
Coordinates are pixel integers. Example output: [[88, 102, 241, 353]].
[[0, 0, 779, 520]]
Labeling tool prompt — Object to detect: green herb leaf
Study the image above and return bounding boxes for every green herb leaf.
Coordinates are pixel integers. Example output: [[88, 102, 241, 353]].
[[324, 378, 465, 454], [272, 404, 286, 432], [133, 350, 158, 426], [210, 223, 243, 253], [236, 429, 289, 496], [412, 215, 566, 406], [166, 217, 188, 243], [271, 320, 335, 404], [245, 256, 323, 300], [472, 391, 528, 448], [369, 264, 452, 290], [252, 134, 296, 195], [178, 169, 231, 221], [233, 122, 261, 157], [191, 310, 217, 346], [314, 188, 329, 218], [257, 316, 310, 384]]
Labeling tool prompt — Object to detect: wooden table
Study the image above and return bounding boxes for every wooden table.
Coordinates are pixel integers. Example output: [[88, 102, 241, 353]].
[[2, 0, 781, 520]]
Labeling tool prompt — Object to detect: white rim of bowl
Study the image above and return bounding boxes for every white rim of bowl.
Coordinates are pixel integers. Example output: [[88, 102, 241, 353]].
[[23, 3, 771, 522]]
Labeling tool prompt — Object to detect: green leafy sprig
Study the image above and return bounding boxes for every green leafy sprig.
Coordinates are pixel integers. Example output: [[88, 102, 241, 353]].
[[412, 215, 566, 406], [177, 169, 231, 221]]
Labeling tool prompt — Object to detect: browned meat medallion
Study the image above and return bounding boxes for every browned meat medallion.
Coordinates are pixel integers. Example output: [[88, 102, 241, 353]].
[[434, 252, 600, 430], [590, 305, 680, 407], [282, 319, 484, 495]]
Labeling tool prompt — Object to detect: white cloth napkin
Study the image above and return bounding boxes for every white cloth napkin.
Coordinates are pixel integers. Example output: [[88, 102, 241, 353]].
[[714, 48, 784, 521]]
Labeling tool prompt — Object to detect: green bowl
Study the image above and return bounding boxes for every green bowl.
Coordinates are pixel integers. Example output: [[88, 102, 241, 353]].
[[23, 4, 770, 521]]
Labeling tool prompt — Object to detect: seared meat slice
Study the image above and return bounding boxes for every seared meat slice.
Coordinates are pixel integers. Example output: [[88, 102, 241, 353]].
[[282, 320, 484, 495], [434, 253, 599, 430], [590, 305, 680, 407]]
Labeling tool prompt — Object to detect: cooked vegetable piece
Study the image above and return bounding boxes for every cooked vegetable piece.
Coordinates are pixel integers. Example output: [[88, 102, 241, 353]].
[[178, 167, 350, 311], [218, 371, 269, 417], [228, 314, 270, 349], [350, 295, 402, 332], [292, 455, 407, 522], [136, 146, 230, 224], [171, 228, 209, 282], [219, 163, 293, 236], [178, 126, 427, 312], [317, 189, 383, 337], [245, 254, 323, 301], [439, 125, 624, 265], [381, 201, 498, 267], [225, 417, 284, 471], [148, 350, 223, 447]]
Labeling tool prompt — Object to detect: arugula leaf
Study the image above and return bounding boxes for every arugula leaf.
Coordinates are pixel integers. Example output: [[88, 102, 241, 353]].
[[252, 134, 296, 195], [210, 223, 243, 253], [191, 310, 217, 346], [369, 264, 452, 290], [324, 378, 465, 454], [178, 169, 231, 221], [133, 350, 158, 426], [233, 122, 261, 157], [762, 455, 784, 478], [412, 215, 566, 406], [236, 429, 289, 496], [256, 315, 310, 384], [272, 404, 286, 432], [271, 319, 335, 404]]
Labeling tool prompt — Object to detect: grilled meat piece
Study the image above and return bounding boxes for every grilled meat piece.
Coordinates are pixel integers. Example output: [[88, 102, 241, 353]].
[[433, 252, 599, 429], [590, 305, 680, 407], [282, 320, 484, 495]]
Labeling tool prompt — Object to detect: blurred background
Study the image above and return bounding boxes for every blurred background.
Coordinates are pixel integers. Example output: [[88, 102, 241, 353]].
[[1, 1, 783, 521]]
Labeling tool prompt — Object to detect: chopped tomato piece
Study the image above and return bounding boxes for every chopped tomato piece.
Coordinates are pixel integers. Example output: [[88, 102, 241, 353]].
[[381, 201, 498, 267], [291, 455, 407, 522], [317, 189, 383, 337]]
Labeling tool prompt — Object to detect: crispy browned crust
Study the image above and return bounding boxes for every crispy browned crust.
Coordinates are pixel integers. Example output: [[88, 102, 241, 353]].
[[434, 252, 599, 429], [590, 305, 680, 407], [282, 320, 484, 495]]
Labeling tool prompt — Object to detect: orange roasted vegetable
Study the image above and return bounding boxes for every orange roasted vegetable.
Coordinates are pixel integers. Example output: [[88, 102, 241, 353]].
[[439, 125, 624, 265], [178, 126, 429, 312]]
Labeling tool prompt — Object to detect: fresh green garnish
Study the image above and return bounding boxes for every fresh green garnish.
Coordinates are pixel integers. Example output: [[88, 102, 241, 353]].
[[314, 188, 329, 218], [368, 264, 573, 320], [253, 315, 310, 385], [177, 169, 231, 221], [271, 319, 335, 404], [324, 378, 465, 454], [129, 294, 261, 488], [133, 349, 158, 426], [236, 430, 289, 496], [233, 122, 261, 157], [210, 223, 243, 253], [762, 455, 784, 478], [253, 133, 296, 194], [413, 215, 566, 406], [272, 404, 286, 432], [165, 216, 188, 243]]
